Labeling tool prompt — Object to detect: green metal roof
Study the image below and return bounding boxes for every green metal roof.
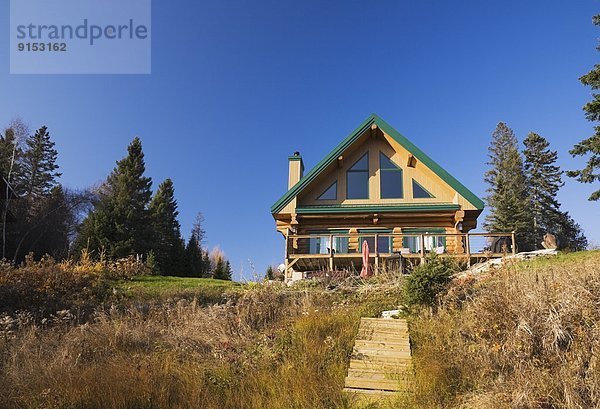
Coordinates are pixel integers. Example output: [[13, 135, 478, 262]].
[[296, 203, 461, 214], [271, 114, 485, 214]]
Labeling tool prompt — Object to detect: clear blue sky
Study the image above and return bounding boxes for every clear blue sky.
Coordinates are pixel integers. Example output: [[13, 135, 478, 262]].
[[1, 1, 599, 279]]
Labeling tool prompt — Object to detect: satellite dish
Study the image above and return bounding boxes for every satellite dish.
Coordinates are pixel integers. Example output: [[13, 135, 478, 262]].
[[277, 264, 286, 273]]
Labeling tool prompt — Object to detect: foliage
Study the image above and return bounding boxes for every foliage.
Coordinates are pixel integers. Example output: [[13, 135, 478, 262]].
[[484, 122, 534, 251], [407, 250, 600, 408], [568, 14, 600, 201], [265, 265, 275, 280], [185, 213, 209, 277], [523, 132, 587, 250], [0, 255, 111, 320], [213, 256, 232, 281], [403, 254, 459, 308], [75, 137, 153, 259], [0, 276, 407, 409], [148, 179, 186, 275]]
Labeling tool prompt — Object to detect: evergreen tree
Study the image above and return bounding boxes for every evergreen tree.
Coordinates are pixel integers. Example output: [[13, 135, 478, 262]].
[[202, 251, 212, 278], [523, 132, 563, 247], [76, 137, 153, 259], [185, 235, 203, 277], [184, 213, 206, 277], [213, 257, 232, 281], [568, 14, 600, 201], [484, 122, 534, 251], [149, 179, 185, 275], [265, 265, 275, 280], [523, 132, 588, 250], [21, 126, 61, 198], [224, 260, 232, 281]]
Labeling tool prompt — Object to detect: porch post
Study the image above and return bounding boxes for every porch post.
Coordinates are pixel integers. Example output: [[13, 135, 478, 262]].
[[284, 232, 290, 282], [465, 232, 471, 267], [420, 234, 425, 264], [374, 233, 379, 273], [329, 234, 334, 272], [512, 231, 517, 256]]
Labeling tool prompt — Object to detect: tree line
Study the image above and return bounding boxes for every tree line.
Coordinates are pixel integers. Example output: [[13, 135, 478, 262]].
[[0, 127, 232, 280], [484, 123, 587, 251]]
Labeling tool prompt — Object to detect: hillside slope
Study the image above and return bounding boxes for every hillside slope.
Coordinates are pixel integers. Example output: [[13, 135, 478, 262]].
[[406, 250, 600, 409]]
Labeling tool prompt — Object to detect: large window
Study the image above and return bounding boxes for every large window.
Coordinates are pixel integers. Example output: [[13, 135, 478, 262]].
[[380, 152, 403, 198], [346, 153, 369, 199], [309, 236, 349, 254]]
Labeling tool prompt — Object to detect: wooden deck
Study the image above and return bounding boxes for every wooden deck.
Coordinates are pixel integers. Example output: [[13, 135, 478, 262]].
[[344, 317, 412, 401], [285, 231, 516, 276]]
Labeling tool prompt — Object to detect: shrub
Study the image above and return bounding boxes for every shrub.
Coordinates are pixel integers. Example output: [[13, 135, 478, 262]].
[[404, 254, 460, 308]]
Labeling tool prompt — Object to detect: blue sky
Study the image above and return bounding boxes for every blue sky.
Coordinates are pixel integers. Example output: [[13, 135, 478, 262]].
[[1, 1, 599, 279]]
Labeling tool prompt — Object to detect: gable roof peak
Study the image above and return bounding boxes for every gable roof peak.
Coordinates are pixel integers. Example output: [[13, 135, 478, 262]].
[[271, 114, 484, 213]]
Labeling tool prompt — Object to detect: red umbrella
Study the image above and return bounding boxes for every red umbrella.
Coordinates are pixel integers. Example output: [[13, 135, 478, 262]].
[[360, 239, 371, 278]]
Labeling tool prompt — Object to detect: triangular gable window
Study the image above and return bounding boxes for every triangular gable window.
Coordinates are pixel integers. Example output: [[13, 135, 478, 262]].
[[412, 179, 435, 198], [380, 152, 403, 198], [317, 181, 337, 200]]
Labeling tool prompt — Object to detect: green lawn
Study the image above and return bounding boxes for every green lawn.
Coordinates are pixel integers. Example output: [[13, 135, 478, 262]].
[[116, 275, 241, 298]]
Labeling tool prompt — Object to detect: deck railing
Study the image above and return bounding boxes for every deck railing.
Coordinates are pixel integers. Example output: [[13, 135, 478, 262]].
[[285, 231, 516, 262]]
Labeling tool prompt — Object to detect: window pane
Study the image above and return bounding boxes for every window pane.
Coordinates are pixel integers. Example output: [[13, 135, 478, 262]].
[[347, 171, 369, 199], [413, 179, 434, 198], [381, 170, 403, 198], [380, 152, 400, 170], [350, 153, 369, 171], [317, 181, 337, 200], [377, 236, 391, 253]]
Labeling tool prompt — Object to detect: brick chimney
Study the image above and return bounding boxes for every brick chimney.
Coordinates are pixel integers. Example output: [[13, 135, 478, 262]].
[[288, 151, 304, 189]]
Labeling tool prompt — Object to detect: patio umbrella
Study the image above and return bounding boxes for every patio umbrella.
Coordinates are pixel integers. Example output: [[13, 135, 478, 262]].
[[360, 240, 371, 278]]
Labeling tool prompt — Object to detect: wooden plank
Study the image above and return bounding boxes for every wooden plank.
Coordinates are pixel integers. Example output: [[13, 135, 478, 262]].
[[349, 359, 412, 370], [345, 377, 402, 391]]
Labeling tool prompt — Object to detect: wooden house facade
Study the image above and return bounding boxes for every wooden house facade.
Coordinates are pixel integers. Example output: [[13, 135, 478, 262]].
[[271, 114, 509, 281]]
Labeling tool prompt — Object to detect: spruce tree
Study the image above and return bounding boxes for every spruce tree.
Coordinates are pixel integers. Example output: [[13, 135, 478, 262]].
[[523, 132, 588, 250], [484, 122, 534, 251], [523, 132, 563, 247], [265, 266, 274, 280], [213, 256, 228, 280], [149, 179, 185, 275], [21, 126, 61, 198], [568, 14, 600, 201], [76, 137, 153, 259], [184, 213, 206, 277]]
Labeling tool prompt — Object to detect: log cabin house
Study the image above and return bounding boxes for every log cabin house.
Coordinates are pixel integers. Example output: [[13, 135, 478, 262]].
[[271, 114, 513, 281]]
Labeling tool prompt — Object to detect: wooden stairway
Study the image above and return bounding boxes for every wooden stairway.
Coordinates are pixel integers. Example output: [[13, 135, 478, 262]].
[[344, 317, 411, 399]]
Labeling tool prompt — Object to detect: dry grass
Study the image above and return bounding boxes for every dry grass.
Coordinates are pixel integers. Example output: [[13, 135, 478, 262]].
[[407, 250, 600, 409], [0, 269, 405, 409]]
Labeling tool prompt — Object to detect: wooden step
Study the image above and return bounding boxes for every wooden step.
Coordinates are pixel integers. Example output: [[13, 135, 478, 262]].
[[349, 359, 412, 370], [347, 369, 406, 379], [343, 387, 398, 397], [360, 318, 408, 325], [345, 376, 402, 391], [354, 342, 411, 354], [353, 348, 411, 358]]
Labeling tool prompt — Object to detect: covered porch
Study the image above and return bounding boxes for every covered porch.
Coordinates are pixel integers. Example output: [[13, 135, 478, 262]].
[[284, 231, 516, 281]]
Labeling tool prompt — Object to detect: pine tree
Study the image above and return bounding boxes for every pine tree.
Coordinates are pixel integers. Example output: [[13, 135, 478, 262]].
[[568, 14, 600, 201], [484, 122, 534, 251], [184, 213, 207, 277], [523, 132, 563, 247], [149, 179, 185, 275], [523, 132, 588, 250], [76, 137, 153, 259], [213, 257, 232, 281], [265, 265, 275, 280], [21, 126, 61, 198]]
